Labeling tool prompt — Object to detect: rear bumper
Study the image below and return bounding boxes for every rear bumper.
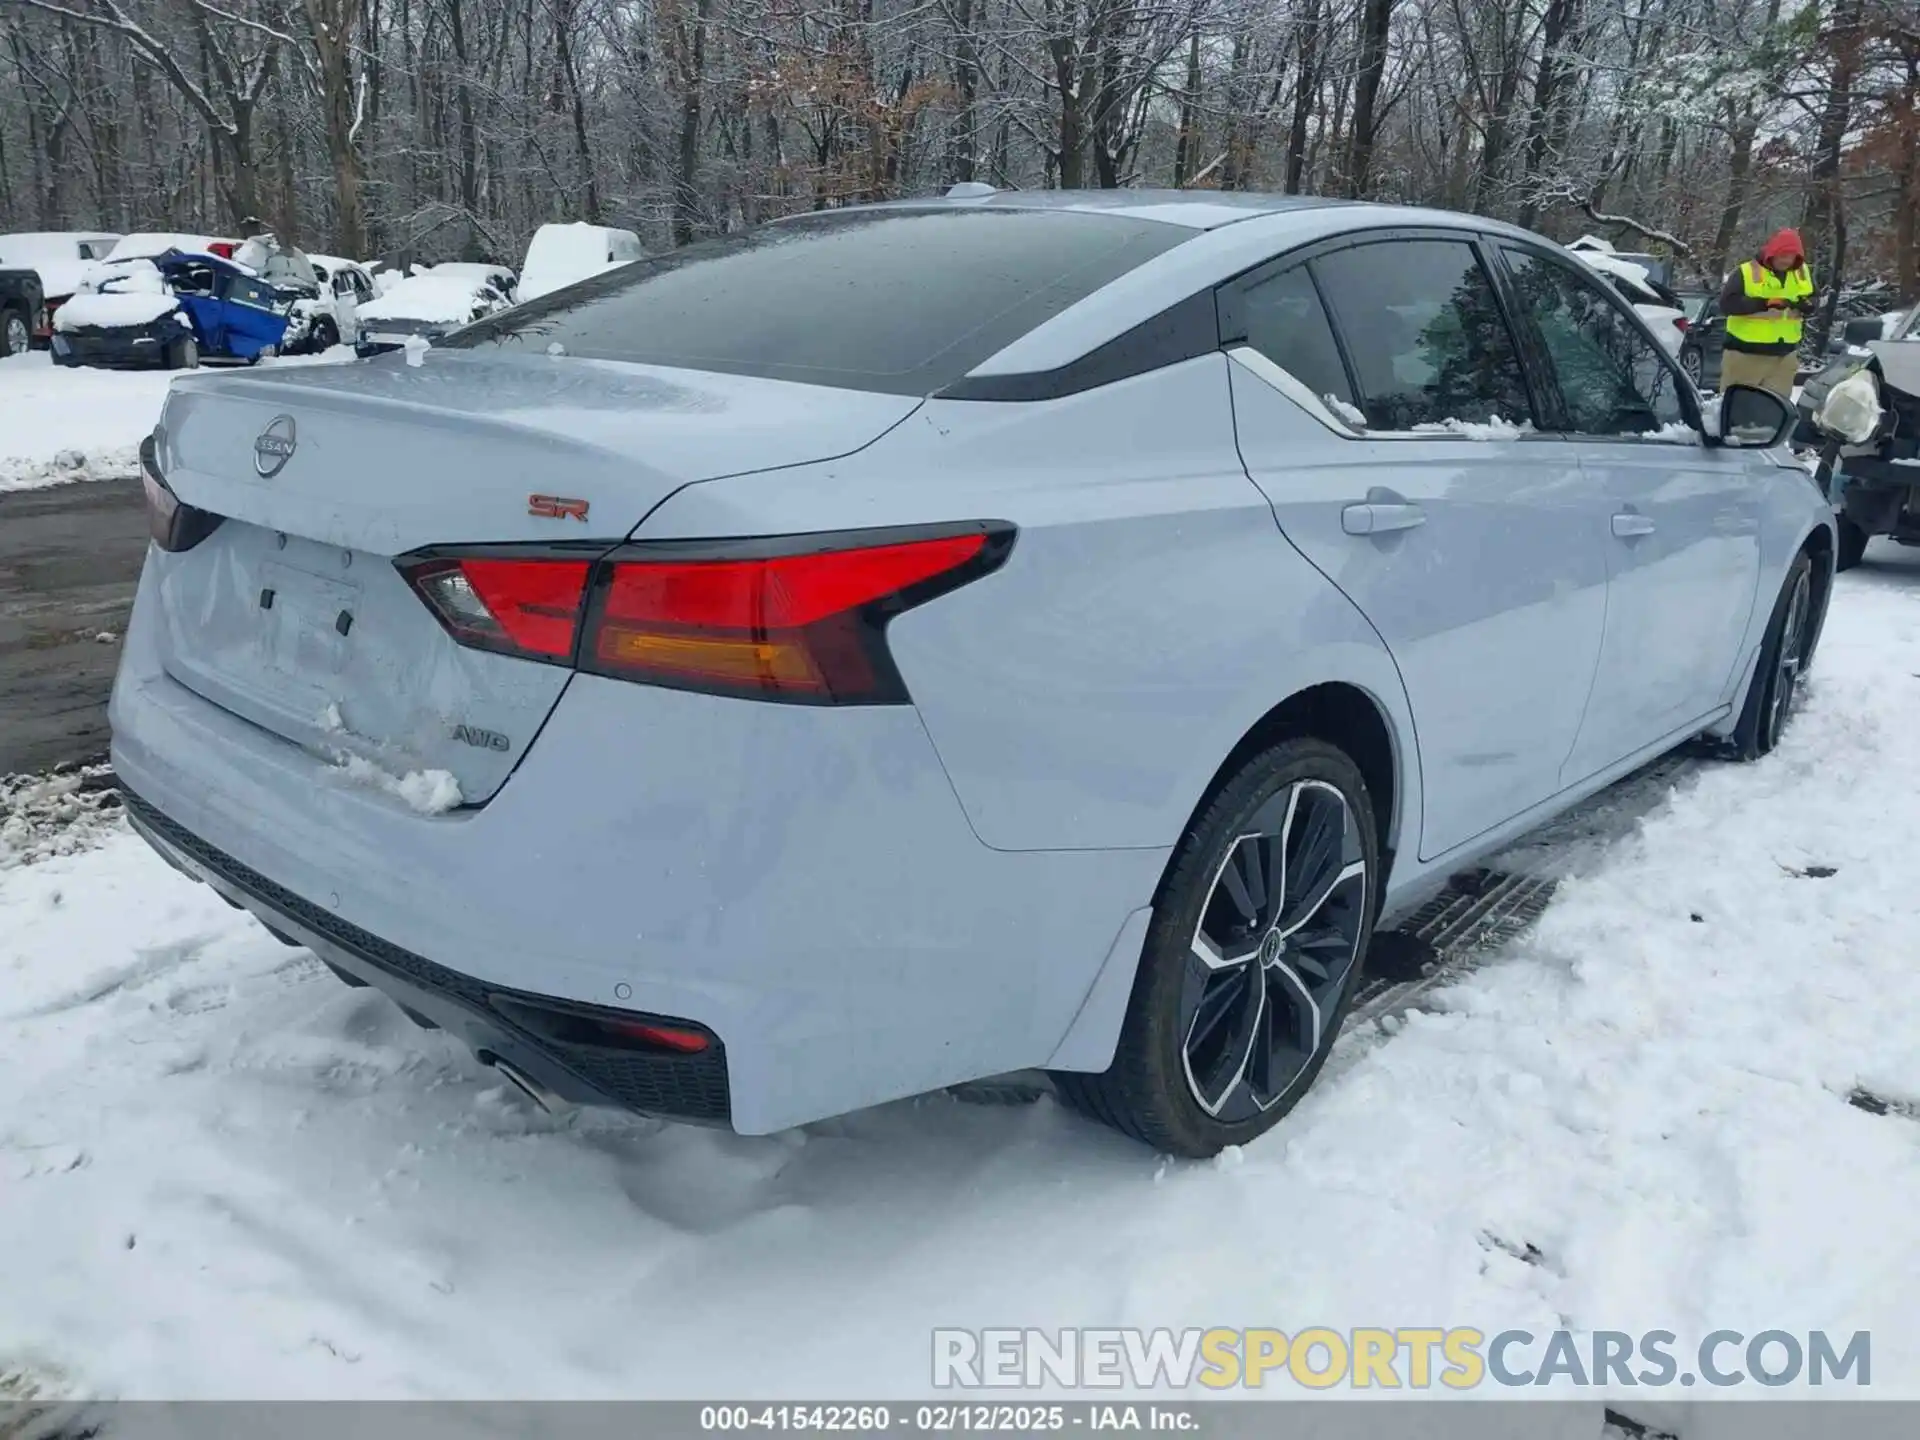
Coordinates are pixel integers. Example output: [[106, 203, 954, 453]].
[[110, 562, 1164, 1132], [123, 788, 734, 1121]]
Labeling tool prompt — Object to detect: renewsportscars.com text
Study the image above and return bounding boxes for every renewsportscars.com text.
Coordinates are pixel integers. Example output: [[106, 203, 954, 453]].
[[932, 1327, 1871, 1391]]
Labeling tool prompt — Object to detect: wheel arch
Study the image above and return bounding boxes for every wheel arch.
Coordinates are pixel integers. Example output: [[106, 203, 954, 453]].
[[1798, 517, 1836, 667], [1716, 517, 1834, 739], [1160, 680, 1408, 913]]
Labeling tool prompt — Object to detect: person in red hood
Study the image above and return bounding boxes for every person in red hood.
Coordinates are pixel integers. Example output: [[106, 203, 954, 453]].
[[1717, 228, 1814, 398]]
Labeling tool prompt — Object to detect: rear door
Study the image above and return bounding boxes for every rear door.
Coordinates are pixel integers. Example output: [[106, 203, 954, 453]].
[[1491, 243, 1761, 782], [216, 272, 290, 358], [1224, 233, 1611, 861]]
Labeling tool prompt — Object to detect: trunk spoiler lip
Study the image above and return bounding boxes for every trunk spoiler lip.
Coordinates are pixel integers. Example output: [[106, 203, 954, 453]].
[[161, 353, 930, 486]]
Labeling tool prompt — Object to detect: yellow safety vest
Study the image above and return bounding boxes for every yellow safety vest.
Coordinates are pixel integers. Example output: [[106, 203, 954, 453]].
[[1724, 261, 1814, 347]]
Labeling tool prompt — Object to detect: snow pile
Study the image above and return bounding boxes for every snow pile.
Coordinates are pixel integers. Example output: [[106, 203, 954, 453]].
[[0, 347, 353, 489], [55, 292, 181, 332], [0, 763, 123, 870], [57, 259, 182, 332], [0, 444, 141, 492], [357, 273, 490, 327], [1323, 394, 1368, 428], [1636, 421, 1704, 444], [334, 753, 463, 814], [1410, 414, 1533, 439]]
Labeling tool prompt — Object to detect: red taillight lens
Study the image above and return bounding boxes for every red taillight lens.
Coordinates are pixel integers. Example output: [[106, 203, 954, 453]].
[[403, 554, 592, 662], [1674, 316, 1691, 333], [587, 532, 998, 702], [398, 524, 1014, 703]]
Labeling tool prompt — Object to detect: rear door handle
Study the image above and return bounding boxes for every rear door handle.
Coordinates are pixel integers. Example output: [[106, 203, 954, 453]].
[[1611, 512, 1657, 538], [1342, 502, 1427, 536]]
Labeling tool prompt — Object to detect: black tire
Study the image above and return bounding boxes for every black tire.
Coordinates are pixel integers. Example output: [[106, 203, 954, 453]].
[[1730, 551, 1817, 761], [1, 307, 29, 357], [1052, 736, 1380, 1157], [310, 316, 340, 351], [1835, 516, 1869, 572], [165, 334, 199, 370]]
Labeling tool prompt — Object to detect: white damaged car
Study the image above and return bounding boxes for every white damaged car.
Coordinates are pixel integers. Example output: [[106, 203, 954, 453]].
[[353, 265, 515, 357]]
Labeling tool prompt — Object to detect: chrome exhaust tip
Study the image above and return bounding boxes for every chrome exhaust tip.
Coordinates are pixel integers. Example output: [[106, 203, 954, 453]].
[[478, 1051, 575, 1116]]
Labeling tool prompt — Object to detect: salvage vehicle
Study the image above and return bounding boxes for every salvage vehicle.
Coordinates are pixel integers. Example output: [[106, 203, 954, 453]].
[[0, 264, 45, 357], [518, 222, 644, 302], [1567, 237, 1689, 356], [114, 191, 1833, 1159], [0, 231, 120, 343], [1797, 303, 1920, 569], [353, 266, 514, 356], [52, 251, 289, 369], [297, 254, 378, 351]]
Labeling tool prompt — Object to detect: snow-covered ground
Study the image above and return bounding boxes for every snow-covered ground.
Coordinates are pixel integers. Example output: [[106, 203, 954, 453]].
[[2, 548, 1917, 1404], [0, 347, 351, 490]]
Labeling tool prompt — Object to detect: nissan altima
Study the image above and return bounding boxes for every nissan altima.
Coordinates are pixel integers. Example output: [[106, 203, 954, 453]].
[[112, 189, 1834, 1157]]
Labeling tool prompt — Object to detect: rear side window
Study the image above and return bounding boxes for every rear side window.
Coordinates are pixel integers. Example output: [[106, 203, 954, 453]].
[[1311, 239, 1535, 432], [1500, 247, 1687, 436], [443, 208, 1190, 395], [225, 275, 277, 310], [1238, 267, 1361, 422]]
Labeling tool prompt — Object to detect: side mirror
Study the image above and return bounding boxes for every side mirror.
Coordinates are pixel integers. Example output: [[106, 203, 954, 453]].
[[1717, 384, 1796, 449], [1841, 316, 1883, 347]]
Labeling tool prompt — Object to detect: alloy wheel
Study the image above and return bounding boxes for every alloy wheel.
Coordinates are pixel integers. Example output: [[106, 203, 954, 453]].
[[1767, 567, 1812, 747], [4, 314, 26, 356], [1178, 779, 1368, 1122]]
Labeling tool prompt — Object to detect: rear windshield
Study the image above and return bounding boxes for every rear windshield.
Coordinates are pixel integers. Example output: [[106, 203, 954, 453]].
[[440, 207, 1190, 394]]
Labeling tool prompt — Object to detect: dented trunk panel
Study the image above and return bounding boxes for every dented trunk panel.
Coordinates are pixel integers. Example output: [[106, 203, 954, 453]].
[[150, 522, 574, 804]]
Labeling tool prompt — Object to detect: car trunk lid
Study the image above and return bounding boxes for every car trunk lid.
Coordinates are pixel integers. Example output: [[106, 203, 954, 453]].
[[145, 352, 921, 803]]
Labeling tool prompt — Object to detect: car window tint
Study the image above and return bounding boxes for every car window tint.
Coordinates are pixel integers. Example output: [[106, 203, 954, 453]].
[[1238, 266, 1360, 422], [1500, 248, 1687, 437], [1310, 240, 1534, 431], [441, 208, 1192, 395]]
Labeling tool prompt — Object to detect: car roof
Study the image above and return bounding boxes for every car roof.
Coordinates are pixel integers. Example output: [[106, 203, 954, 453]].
[[831, 188, 1349, 232], [955, 195, 1548, 377]]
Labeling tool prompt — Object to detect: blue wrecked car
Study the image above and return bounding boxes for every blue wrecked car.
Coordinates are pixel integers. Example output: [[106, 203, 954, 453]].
[[50, 249, 290, 369]]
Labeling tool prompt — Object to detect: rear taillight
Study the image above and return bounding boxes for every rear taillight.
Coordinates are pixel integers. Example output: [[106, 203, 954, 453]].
[[404, 554, 593, 662], [1674, 316, 1691, 333], [397, 523, 1014, 703], [139, 433, 224, 552]]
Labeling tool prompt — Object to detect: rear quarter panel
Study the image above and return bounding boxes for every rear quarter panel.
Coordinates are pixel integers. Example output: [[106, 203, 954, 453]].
[[633, 354, 1422, 862]]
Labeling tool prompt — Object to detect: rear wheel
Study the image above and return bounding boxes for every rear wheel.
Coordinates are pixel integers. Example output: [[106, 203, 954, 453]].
[[1731, 552, 1816, 760], [165, 334, 199, 370], [2, 308, 28, 357], [1836, 516, 1869, 572], [1052, 737, 1378, 1157], [1681, 346, 1704, 388]]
